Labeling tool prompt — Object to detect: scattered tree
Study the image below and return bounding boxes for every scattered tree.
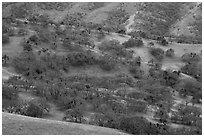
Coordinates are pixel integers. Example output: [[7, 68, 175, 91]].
[[149, 48, 165, 60], [166, 48, 174, 57], [123, 38, 144, 48]]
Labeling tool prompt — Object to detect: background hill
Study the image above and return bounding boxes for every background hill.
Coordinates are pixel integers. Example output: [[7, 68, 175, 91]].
[[2, 2, 202, 43]]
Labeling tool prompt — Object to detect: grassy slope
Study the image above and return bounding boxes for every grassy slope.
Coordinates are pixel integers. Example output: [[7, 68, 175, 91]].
[[170, 2, 202, 38], [84, 2, 120, 24], [2, 112, 127, 135]]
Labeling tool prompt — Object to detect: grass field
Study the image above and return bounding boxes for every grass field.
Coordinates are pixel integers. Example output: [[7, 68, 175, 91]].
[[2, 112, 127, 135]]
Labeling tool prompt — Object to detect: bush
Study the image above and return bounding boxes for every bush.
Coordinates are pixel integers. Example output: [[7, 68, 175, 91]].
[[123, 38, 144, 48], [129, 31, 147, 38], [119, 116, 158, 134], [181, 62, 201, 81], [67, 51, 97, 66], [130, 56, 141, 67], [157, 36, 168, 46], [98, 55, 116, 71], [25, 101, 44, 117], [149, 42, 154, 46], [2, 25, 9, 34], [179, 80, 201, 98], [161, 70, 179, 87], [181, 53, 201, 63], [149, 48, 165, 60], [38, 30, 52, 43], [12, 51, 47, 78], [29, 35, 40, 45], [129, 66, 144, 79], [98, 40, 132, 58], [22, 41, 33, 51], [166, 48, 174, 57], [2, 86, 18, 100], [2, 34, 9, 44]]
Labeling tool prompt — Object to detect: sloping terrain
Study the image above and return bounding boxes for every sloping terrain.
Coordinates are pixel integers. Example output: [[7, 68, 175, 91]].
[[2, 2, 202, 135], [170, 3, 202, 39], [123, 2, 202, 43], [2, 112, 127, 135]]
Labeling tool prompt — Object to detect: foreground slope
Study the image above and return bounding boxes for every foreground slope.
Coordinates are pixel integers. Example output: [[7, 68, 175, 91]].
[[2, 112, 127, 135]]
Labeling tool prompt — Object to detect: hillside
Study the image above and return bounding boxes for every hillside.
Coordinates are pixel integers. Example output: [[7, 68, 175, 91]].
[[2, 2, 202, 135], [170, 3, 202, 42], [2, 2, 202, 43], [2, 112, 127, 135]]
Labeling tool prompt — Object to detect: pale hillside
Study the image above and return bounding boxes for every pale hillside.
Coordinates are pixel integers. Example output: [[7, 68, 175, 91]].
[[2, 112, 127, 135]]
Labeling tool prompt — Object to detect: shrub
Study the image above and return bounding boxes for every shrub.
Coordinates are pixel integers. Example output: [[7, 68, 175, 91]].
[[2, 86, 18, 100], [98, 40, 120, 51], [2, 25, 9, 34], [67, 51, 96, 66], [166, 48, 174, 57], [130, 56, 141, 67], [12, 51, 47, 78], [22, 41, 33, 51], [161, 70, 179, 87], [98, 55, 116, 71], [98, 40, 133, 58], [123, 38, 144, 48], [181, 53, 200, 63], [29, 35, 40, 45], [179, 80, 201, 98], [38, 30, 52, 43], [2, 34, 9, 44], [119, 116, 158, 134], [25, 101, 44, 117], [129, 31, 147, 38], [129, 65, 144, 79], [149, 48, 164, 60], [149, 67, 163, 79], [181, 62, 201, 81], [157, 36, 168, 46], [149, 42, 154, 46]]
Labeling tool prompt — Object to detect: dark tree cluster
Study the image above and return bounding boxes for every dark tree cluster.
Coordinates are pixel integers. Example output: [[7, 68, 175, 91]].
[[181, 62, 202, 81], [181, 53, 201, 63], [157, 36, 168, 46], [149, 48, 165, 60], [98, 40, 133, 58], [98, 55, 117, 71], [123, 38, 144, 48], [166, 48, 174, 57]]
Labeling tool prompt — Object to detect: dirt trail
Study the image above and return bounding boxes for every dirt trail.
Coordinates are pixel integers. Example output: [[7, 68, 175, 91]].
[[125, 14, 135, 33], [2, 68, 17, 80]]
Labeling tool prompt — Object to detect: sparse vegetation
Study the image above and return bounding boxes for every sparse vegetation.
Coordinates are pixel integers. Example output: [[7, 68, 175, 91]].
[[2, 2, 202, 135]]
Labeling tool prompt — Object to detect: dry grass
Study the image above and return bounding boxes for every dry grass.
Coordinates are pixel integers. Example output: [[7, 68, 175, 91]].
[[2, 112, 127, 135]]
